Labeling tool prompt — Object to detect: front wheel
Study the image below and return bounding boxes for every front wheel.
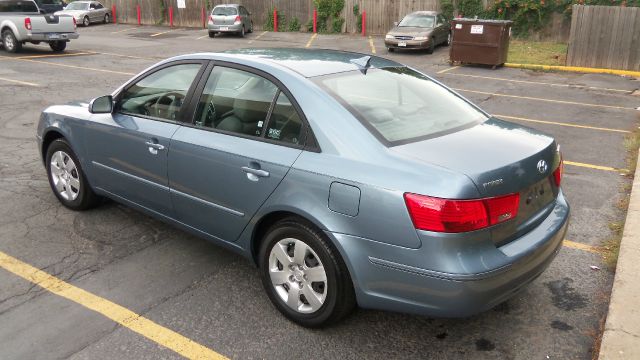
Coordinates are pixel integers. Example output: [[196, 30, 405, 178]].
[[2, 30, 21, 53], [445, 32, 451, 46], [83, 16, 90, 27], [259, 218, 355, 327], [426, 38, 435, 54], [104, 14, 110, 24], [49, 41, 66, 52], [45, 139, 100, 211], [387, 47, 395, 52]]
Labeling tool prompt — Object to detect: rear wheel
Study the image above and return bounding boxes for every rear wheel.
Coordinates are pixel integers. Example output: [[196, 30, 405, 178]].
[[239, 26, 245, 37], [2, 30, 21, 53], [259, 217, 355, 327], [104, 13, 110, 24], [208, 31, 215, 38], [83, 16, 90, 27], [45, 139, 100, 211], [387, 47, 394, 52], [49, 41, 66, 52]]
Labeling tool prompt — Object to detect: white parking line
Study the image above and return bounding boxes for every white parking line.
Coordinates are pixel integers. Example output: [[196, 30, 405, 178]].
[[0, 76, 39, 87], [111, 27, 137, 34], [150, 29, 175, 37]]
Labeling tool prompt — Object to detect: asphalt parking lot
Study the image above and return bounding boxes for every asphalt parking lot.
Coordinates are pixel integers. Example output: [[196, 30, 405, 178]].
[[1, 24, 639, 359]]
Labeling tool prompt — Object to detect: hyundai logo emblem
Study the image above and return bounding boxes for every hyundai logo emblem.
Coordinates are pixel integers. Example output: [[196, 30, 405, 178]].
[[537, 160, 548, 174]]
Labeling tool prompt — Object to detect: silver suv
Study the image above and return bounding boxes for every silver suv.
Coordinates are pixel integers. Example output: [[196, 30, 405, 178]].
[[207, 4, 253, 38]]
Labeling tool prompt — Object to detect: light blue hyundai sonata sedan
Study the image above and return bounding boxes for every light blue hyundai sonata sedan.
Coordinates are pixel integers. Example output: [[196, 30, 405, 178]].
[[36, 48, 569, 327]]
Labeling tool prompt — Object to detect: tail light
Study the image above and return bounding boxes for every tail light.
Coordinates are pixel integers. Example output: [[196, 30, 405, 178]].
[[234, 15, 241, 24], [404, 193, 520, 233], [25, 17, 32, 31], [553, 155, 563, 187], [73, 17, 76, 29]]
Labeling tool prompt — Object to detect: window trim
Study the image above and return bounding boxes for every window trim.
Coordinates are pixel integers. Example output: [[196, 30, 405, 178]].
[[113, 60, 208, 125], [181, 60, 320, 152]]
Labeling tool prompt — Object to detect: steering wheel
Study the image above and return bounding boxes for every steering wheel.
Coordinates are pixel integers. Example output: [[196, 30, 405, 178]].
[[150, 92, 185, 120]]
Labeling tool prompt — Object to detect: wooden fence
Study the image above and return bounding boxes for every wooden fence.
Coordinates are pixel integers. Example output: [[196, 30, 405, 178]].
[[100, 0, 439, 34], [567, 5, 640, 71]]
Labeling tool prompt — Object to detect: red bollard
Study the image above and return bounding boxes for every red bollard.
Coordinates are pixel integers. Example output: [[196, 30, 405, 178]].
[[136, 4, 141, 26], [111, 5, 116, 24], [313, 9, 317, 33], [273, 8, 277, 32], [169, 6, 173, 27], [361, 10, 366, 36], [201, 6, 205, 29]]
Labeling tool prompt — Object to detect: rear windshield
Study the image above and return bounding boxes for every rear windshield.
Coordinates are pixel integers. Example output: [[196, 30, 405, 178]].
[[399, 15, 435, 28], [40, 0, 63, 5], [316, 67, 487, 145], [0, 0, 39, 12], [212, 6, 237, 15], [65, 2, 89, 10]]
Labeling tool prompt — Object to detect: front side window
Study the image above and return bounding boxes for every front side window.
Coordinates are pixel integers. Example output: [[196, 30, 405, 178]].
[[117, 63, 201, 121], [212, 6, 237, 15], [89, 3, 95, 9], [194, 66, 278, 137], [316, 67, 487, 144], [399, 15, 435, 28]]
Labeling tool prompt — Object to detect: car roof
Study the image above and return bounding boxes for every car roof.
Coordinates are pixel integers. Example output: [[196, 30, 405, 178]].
[[196, 48, 403, 78], [407, 11, 439, 16], [214, 4, 240, 7]]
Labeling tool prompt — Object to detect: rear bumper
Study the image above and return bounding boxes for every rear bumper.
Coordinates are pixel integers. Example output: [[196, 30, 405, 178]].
[[207, 24, 243, 33], [27, 33, 79, 42], [328, 191, 570, 317]]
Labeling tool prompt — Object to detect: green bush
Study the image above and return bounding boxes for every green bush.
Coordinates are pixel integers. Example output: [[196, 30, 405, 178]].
[[313, 0, 345, 33], [441, 0, 454, 21], [288, 16, 301, 32]]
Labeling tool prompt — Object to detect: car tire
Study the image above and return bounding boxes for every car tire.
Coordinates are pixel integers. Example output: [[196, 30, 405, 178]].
[[426, 38, 435, 54], [208, 31, 215, 38], [83, 16, 90, 27], [387, 47, 394, 52], [248, 21, 254, 33], [445, 32, 451, 46], [2, 30, 21, 53], [240, 26, 245, 37], [45, 138, 100, 211], [104, 14, 110, 24], [259, 217, 356, 328], [49, 41, 66, 52]]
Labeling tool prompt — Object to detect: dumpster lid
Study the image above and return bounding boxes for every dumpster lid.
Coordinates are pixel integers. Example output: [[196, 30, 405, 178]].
[[452, 18, 513, 25]]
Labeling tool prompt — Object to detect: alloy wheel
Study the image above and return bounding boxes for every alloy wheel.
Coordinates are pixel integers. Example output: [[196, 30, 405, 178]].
[[49, 150, 80, 201], [268, 238, 328, 313]]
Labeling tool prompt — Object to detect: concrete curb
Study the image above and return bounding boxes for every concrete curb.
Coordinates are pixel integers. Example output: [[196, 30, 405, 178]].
[[599, 148, 640, 359], [504, 63, 640, 79]]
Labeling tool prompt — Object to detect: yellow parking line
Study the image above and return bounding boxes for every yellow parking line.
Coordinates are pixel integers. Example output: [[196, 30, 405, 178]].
[[564, 160, 625, 172], [496, 114, 631, 134], [563, 240, 602, 254], [15, 52, 94, 59], [0, 251, 227, 360], [368, 36, 376, 54], [453, 88, 636, 111], [0, 76, 39, 87], [150, 29, 174, 37], [111, 27, 137, 34], [437, 66, 460, 74], [0, 56, 135, 76], [443, 73, 631, 93], [248, 30, 267, 44], [305, 33, 317, 48]]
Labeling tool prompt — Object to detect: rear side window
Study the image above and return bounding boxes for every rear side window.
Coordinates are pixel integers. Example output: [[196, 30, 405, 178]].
[[265, 92, 303, 145], [0, 0, 38, 12], [316, 67, 487, 145], [212, 6, 237, 15]]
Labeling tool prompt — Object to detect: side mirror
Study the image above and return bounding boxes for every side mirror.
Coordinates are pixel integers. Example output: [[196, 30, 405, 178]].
[[394, 21, 398, 27], [89, 95, 113, 114]]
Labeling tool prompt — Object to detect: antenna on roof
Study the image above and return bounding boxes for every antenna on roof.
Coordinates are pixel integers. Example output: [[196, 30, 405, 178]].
[[350, 56, 372, 74]]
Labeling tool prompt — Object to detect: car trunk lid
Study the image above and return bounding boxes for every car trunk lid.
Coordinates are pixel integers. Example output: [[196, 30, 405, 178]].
[[393, 118, 561, 244]]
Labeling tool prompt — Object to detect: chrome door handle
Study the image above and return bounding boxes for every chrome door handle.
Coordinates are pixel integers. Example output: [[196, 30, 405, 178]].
[[241, 166, 269, 178], [145, 141, 165, 150]]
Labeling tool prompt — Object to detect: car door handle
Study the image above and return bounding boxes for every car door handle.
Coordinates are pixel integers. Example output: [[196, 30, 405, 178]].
[[145, 141, 165, 150], [241, 166, 269, 178]]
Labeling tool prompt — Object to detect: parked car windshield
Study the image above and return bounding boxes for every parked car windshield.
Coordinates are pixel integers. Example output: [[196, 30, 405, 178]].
[[317, 67, 487, 144], [399, 14, 435, 28], [212, 6, 237, 15], [65, 2, 89, 10]]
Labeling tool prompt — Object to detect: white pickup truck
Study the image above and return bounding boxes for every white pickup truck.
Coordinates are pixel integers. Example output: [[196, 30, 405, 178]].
[[0, 0, 78, 53]]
